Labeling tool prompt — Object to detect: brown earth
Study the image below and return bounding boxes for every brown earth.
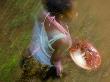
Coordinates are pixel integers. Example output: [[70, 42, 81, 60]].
[[0, 0, 110, 82]]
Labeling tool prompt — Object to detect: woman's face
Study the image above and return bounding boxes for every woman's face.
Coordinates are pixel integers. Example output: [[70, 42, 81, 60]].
[[65, 9, 78, 20], [59, 10, 78, 25], [60, 2, 78, 23]]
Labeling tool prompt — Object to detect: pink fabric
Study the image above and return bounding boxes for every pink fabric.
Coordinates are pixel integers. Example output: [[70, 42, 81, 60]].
[[43, 12, 69, 36], [32, 47, 40, 55]]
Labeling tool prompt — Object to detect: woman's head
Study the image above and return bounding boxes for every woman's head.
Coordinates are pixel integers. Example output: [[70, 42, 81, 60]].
[[42, 0, 77, 20]]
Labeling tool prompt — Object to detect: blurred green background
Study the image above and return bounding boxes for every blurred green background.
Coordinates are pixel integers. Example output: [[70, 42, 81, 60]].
[[0, 0, 110, 82]]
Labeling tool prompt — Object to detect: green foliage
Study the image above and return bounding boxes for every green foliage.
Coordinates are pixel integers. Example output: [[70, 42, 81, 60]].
[[0, 0, 41, 81]]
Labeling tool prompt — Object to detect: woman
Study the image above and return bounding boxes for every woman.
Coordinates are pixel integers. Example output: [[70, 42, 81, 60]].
[[29, 0, 76, 77], [22, 0, 101, 79]]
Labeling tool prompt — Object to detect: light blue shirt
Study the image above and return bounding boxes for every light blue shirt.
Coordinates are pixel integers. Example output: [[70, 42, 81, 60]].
[[29, 22, 66, 66]]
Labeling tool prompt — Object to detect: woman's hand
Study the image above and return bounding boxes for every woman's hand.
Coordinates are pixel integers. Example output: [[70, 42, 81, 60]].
[[54, 60, 63, 77]]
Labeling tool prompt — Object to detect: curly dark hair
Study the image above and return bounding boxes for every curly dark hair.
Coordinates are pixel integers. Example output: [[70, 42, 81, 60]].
[[42, 0, 74, 17]]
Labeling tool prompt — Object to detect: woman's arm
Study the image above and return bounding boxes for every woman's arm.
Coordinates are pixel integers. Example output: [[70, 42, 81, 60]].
[[51, 38, 69, 77]]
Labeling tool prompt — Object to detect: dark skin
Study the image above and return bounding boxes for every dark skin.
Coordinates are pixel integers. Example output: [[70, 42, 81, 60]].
[[51, 38, 70, 63], [51, 38, 71, 77]]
